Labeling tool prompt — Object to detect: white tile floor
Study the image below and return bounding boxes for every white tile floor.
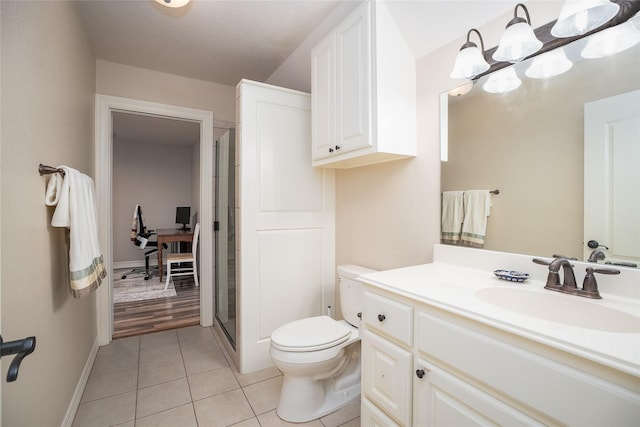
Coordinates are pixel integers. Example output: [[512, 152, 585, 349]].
[[73, 326, 361, 427]]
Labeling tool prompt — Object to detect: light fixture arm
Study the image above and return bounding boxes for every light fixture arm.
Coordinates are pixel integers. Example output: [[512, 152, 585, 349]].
[[462, 29, 486, 52], [513, 3, 532, 26]]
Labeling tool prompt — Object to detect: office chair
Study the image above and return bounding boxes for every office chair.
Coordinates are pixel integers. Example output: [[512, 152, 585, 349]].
[[164, 223, 200, 290], [121, 204, 165, 281]]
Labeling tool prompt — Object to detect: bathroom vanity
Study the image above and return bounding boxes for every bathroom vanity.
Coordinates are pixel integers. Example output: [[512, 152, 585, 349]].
[[358, 245, 640, 426]]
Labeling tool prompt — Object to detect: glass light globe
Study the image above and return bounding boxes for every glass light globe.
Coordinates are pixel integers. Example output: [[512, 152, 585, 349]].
[[483, 67, 522, 94], [526, 48, 573, 79]]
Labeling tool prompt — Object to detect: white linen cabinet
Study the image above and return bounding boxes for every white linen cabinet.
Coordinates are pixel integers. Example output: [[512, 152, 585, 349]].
[[311, 0, 416, 169]]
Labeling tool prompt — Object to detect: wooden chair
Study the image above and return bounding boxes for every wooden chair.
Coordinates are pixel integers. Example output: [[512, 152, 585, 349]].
[[164, 223, 200, 290]]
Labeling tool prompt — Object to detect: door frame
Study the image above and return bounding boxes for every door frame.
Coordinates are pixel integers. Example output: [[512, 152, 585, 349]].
[[95, 94, 214, 345]]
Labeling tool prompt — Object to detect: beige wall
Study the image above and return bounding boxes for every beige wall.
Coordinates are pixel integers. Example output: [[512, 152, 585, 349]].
[[96, 59, 236, 122], [113, 140, 195, 264], [335, 1, 567, 271], [1, 2, 97, 425]]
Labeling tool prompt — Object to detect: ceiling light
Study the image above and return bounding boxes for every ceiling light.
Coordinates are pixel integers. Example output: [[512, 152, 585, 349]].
[[525, 48, 573, 79], [483, 67, 521, 94], [551, 0, 620, 38], [155, 0, 191, 8], [448, 81, 474, 97], [450, 29, 490, 80], [493, 3, 543, 63], [581, 21, 640, 58]]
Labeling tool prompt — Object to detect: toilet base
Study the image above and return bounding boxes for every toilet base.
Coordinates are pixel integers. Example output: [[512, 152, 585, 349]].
[[276, 380, 360, 423], [275, 345, 361, 423]]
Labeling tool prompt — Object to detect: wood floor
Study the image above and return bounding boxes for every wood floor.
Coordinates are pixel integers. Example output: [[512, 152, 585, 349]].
[[113, 277, 200, 339]]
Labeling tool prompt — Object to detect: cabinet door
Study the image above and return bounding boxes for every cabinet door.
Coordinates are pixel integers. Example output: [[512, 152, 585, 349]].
[[335, 1, 372, 154], [414, 359, 544, 427], [311, 33, 336, 161], [362, 398, 401, 427], [362, 330, 412, 426]]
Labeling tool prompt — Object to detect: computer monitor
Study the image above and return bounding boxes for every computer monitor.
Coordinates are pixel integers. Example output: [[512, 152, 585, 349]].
[[175, 206, 191, 230]]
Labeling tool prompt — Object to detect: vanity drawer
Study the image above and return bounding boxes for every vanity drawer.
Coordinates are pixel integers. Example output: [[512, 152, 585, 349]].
[[364, 290, 413, 347]]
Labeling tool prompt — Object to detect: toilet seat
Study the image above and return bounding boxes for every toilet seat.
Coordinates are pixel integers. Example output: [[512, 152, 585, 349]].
[[271, 316, 351, 352]]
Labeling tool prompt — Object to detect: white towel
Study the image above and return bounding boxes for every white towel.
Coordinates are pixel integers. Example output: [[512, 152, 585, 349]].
[[441, 191, 465, 244], [45, 166, 106, 298], [461, 189, 492, 248]]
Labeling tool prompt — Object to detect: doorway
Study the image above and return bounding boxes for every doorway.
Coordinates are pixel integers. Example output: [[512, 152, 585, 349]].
[[95, 95, 214, 346], [110, 111, 201, 338]]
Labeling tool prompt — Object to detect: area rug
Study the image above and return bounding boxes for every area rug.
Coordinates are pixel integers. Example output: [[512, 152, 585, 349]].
[[113, 268, 177, 303]]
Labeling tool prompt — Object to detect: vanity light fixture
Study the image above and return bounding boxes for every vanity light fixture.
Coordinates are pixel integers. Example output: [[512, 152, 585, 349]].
[[525, 47, 573, 79], [551, 0, 620, 38], [155, 0, 191, 8], [450, 29, 490, 80], [482, 67, 521, 94], [493, 3, 543, 63], [581, 21, 640, 58]]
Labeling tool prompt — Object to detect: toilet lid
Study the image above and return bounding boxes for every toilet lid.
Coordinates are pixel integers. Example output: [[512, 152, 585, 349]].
[[271, 316, 352, 352]]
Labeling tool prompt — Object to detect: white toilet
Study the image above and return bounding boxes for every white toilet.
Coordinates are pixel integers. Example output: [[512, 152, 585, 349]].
[[270, 264, 376, 423]]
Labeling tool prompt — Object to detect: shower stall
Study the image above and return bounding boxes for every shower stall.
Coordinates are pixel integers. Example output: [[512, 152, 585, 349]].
[[215, 128, 236, 348]]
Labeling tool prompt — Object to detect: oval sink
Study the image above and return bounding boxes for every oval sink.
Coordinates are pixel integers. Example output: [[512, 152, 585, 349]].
[[475, 287, 640, 333]]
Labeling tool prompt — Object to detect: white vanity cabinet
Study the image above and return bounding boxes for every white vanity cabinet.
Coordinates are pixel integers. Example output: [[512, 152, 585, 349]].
[[310, 0, 416, 169], [360, 283, 640, 427]]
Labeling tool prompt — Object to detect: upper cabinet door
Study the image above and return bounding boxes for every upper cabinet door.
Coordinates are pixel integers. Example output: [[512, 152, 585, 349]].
[[335, 3, 372, 155], [311, 33, 336, 161], [311, 1, 416, 169]]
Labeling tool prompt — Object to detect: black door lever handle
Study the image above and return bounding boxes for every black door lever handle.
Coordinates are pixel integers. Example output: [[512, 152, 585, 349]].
[[0, 335, 36, 382]]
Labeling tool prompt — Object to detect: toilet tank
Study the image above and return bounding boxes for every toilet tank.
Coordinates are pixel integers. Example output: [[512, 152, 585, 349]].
[[338, 265, 378, 327]]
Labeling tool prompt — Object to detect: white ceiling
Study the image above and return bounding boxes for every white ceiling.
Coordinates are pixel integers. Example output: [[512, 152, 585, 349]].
[[84, 0, 518, 146]]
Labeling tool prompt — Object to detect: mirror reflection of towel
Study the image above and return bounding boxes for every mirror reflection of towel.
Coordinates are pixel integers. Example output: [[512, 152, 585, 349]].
[[441, 191, 464, 244], [461, 190, 492, 248]]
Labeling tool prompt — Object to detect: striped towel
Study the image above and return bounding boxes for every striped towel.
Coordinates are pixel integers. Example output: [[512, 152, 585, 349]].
[[45, 166, 106, 298], [461, 190, 492, 248], [441, 191, 464, 244]]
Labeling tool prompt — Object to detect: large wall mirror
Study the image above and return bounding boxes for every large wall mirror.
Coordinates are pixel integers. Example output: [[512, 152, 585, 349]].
[[441, 16, 640, 265]]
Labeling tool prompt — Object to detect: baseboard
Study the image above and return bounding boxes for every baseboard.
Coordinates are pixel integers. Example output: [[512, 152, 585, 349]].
[[113, 260, 159, 270], [61, 335, 99, 427]]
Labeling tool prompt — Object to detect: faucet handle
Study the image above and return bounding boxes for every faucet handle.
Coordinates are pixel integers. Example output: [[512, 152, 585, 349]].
[[579, 267, 620, 299], [532, 258, 552, 266]]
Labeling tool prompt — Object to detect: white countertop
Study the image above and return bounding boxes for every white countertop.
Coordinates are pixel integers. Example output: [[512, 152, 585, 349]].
[[359, 260, 640, 378]]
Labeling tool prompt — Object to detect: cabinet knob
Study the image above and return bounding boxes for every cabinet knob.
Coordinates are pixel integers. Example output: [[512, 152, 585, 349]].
[[328, 148, 334, 153], [416, 369, 425, 379], [377, 314, 386, 322], [335, 145, 341, 150]]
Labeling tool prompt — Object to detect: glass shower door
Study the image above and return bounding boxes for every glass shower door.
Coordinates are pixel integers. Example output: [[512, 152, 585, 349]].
[[215, 129, 236, 348]]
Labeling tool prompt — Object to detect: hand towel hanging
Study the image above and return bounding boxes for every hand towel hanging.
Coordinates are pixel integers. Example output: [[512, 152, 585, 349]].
[[441, 191, 465, 244], [45, 166, 106, 298], [461, 189, 492, 248]]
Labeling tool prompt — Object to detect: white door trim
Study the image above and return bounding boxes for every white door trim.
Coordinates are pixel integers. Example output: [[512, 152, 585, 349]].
[[95, 94, 214, 345]]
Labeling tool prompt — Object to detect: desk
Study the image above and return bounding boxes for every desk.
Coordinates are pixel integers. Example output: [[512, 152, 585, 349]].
[[156, 228, 194, 282]]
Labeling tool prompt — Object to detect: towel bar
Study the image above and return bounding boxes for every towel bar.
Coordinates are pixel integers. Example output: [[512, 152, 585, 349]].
[[38, 164, 65, 176]]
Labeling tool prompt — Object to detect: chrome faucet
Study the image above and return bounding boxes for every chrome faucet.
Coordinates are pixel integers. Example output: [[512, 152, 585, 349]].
[[587, 249, 606, 263]]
